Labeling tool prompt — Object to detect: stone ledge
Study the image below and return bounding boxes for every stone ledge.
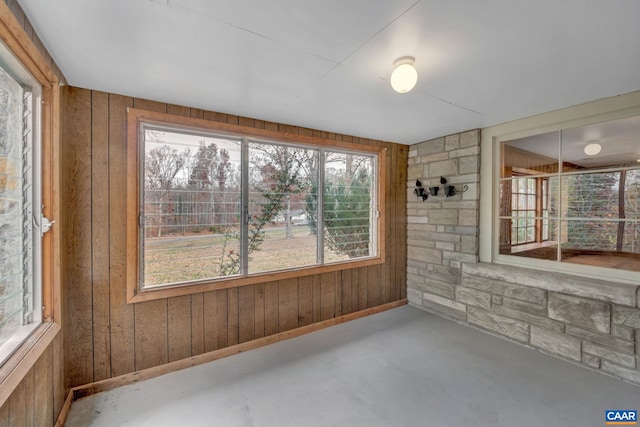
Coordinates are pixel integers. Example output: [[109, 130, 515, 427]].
[[463, 262, 637, 307]]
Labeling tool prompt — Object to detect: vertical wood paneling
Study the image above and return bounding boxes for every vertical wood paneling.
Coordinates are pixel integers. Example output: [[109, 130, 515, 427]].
[[278, 279, 299, 332], [254, 283, 265, 339], [191, 293, 205, 355], [227, 288, 239, 346], [358, 266, 368, 311], [8, 377, 26, 426], [108, 94, 135, 377], [312, 274, 321, 322], [23, 368, 34, 426], [238, 286, 255, 343], [34, 345, 53, 427], [91, 90, 111, 381], [297, 276, 313, 327], [341, 269, 353, 315], [0, 400, 7, 425], [216, 290, 229, 349], [63, 87, 94, 388], [134, 300, 168, 371], [367, 264, 382, 308], [264, 281, 279, 336], [397, 145, 408, 300], [52, 332, 64, 419], [58, 90, 407, 400], [168, 296, 192, 362], [320, 272, 335, 321], [203, 291, 218, 352]]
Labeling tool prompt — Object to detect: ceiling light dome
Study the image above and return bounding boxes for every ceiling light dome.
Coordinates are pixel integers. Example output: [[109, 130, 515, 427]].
[[584, 143, 602, 156], [390, 56, 417, 93]]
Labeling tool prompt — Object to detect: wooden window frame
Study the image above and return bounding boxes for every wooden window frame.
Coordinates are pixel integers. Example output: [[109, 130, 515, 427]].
[[126, 108, 386, 303], [0, 2, 61, 407]]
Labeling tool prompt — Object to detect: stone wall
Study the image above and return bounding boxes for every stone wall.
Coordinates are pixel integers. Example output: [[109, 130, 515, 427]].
[[407, 129, 640, 386]]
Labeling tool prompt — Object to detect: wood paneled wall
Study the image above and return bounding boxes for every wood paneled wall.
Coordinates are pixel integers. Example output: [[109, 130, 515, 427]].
[[0, 334, 64, 426], [62, 86, 408, 389]]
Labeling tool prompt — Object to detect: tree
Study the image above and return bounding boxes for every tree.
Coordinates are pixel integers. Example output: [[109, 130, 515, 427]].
[[323, 166, 372, 258], [144, 144, 187, 236], [251, 145, 309, 239]]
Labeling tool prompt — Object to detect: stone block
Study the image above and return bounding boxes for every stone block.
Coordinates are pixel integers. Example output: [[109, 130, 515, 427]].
[[461, 236, 477, 254], [583, 342, 636, 369], [461, 273, 546, 305], [530, 326, 581, 361], [450, 146, 480, 158], [408, 164, 423, 180], [503, 297, 547, 317], [429, 159, 458, 178], [422, 292, 467, 321], [613, 305, 640, 328], [407, 216, 429, 224], [565, 325, 634, 353], [601, 360, 640, 385], [492, 304, 564, 333], [442, 225, 478, 235], [455, 287, 491, 310], [443, 252, 478, 264], [467, 307, 529, 342], [458, 209, 478, 227], [407, 246, 442, 264], [462, 262, 636, 306], [445, 134, 460, 151], [492, 295, 503, 306], [458, 156, 479, 174], [548, 292, 611, 334], [582, 353, 601, 369], [430, 265, 462, 286], [611, 325, 635, 341], [462, 183, 478, 201], [422, 277, 456, 299], [407, 288, 422, 306], [460, 130, 480, 148], [421, 152, 450, 164], [417, 138, 444, 156], [408, 149, 417, 158], [427, 209, 458, 225], [435, 241, 455, 251]]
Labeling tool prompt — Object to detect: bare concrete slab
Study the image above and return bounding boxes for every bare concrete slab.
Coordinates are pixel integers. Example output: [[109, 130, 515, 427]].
[[65, 306, 640, 427]]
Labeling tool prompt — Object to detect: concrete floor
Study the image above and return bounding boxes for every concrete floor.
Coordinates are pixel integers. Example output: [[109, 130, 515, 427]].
[[65, 306, 640, 427]]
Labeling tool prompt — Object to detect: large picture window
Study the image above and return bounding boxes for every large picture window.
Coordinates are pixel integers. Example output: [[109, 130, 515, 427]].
[[128, 110, 383, 299], [497, 115, 640, 274], [0, 48, 43, 364]]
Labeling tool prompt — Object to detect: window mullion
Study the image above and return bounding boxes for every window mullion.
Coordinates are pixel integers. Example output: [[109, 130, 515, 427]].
[[240, 138, 249, 275], [317, 149, 325, 265]]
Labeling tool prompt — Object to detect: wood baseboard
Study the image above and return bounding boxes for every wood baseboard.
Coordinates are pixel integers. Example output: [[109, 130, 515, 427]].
[[70, 299, 407, 401], [53, 390, 74, 427]]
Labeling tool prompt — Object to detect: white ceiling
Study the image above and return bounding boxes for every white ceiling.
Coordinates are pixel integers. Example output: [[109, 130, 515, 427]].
[[17, 0, 640, 145]]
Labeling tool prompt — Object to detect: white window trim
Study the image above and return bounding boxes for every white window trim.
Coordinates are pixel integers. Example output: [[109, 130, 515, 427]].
[[0, 40, 43, 365], [480, 90, 640, 285]]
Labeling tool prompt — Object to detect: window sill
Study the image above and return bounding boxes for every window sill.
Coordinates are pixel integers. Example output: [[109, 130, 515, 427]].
[[0, 322, 60, 407], [128, 256, 385, 303], [462, 262, 638, 307]]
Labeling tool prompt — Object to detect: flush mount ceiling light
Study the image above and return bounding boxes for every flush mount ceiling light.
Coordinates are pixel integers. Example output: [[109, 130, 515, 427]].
[[390, 56, 417, 93], [584, 142, 602, 156]]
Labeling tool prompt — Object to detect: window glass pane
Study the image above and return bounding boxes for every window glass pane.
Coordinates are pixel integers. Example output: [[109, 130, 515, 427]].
[[561, 116, 640, 172], [561, 171, 630, 218], [143, 129, 242, 286], [0, 66, 25, 346], [324, 152, 374, 261], [248, 143, 318, 274], [501, 131, 559, 177]]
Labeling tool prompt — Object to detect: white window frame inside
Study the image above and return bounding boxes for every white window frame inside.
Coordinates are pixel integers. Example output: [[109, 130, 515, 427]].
[[137, 121, 380, 292], [0, 40, 43, 365], [480, 90, 640, 285]]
